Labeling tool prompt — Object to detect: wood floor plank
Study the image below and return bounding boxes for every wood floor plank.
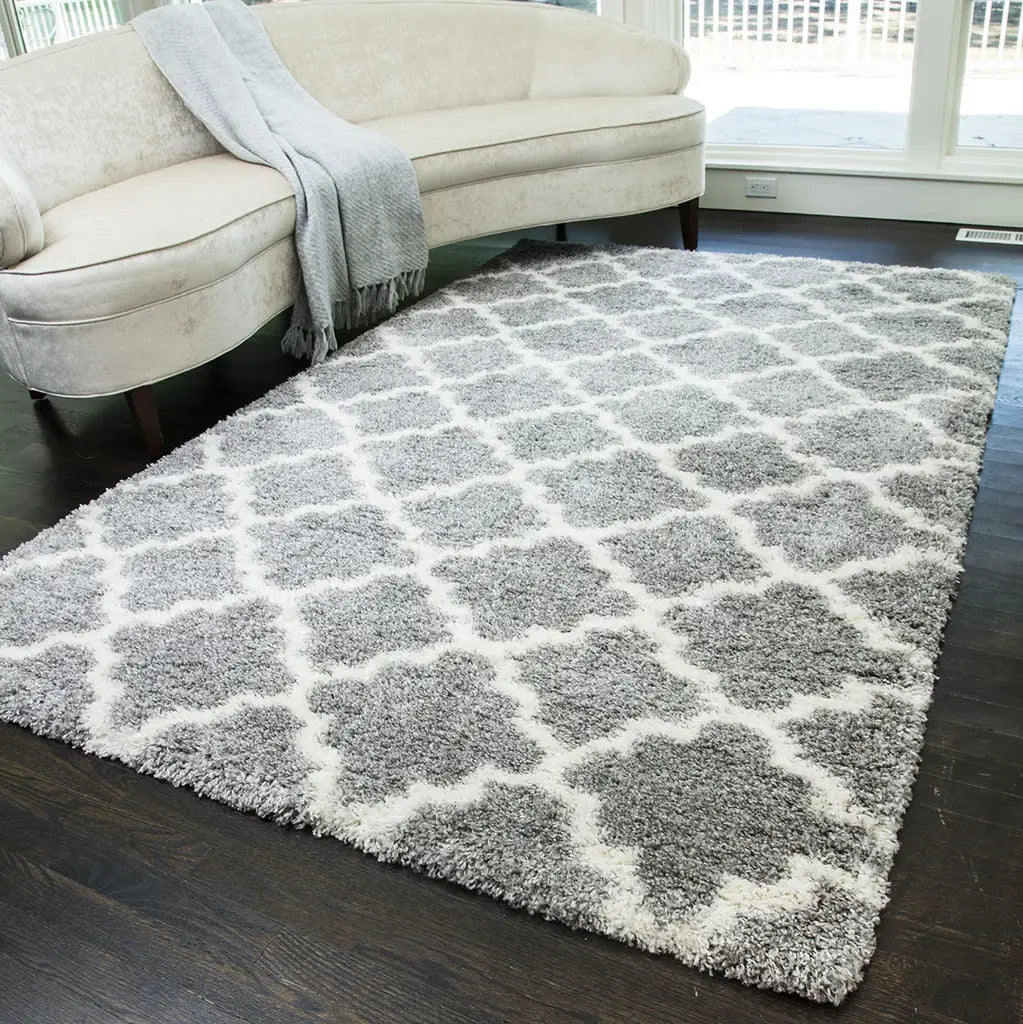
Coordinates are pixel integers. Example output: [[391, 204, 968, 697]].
[[916, 750, 1023, 802], [0, 800, 282, 966], [0, 857, 268, 1024]]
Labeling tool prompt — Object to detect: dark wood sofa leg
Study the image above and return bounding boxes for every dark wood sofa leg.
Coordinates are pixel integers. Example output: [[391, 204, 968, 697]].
[[28, 389, 47, 402], [555, 223, 567, 242], [125, 384, 164, 460], [679, 197, 699, 251]]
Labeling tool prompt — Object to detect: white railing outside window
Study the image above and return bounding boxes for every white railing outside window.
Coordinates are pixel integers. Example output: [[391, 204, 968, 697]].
[[685, 0, 916, 70], [684, 0, 1021, 71], [15, 0, 121, 50], [964, 0, 1023, 65], [0, 0, 254, 56]]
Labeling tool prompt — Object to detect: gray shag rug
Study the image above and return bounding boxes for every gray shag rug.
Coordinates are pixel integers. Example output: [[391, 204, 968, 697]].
[[0, 242, 1016, 1004]]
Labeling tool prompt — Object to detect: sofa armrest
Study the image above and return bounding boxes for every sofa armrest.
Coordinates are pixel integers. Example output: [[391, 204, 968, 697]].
[[529, 9, 690, 101], [0, 150, 44, 269]]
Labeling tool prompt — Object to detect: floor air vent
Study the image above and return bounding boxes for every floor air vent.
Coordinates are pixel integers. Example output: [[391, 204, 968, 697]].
[[956, 227, 1023, 245]]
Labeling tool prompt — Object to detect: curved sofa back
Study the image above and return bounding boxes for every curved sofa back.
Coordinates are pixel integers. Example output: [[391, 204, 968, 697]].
[[0, 0, 687, 214]]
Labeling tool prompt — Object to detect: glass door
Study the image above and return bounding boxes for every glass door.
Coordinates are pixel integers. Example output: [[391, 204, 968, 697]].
[[956, 0, 1023, 151], [0, 0, 126, 56], [684, 1, 918, 151], [663, 0, 1023, 179]]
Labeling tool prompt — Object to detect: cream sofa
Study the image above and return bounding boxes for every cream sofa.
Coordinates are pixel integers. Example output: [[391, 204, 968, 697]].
[[0, 0, 705, 456]]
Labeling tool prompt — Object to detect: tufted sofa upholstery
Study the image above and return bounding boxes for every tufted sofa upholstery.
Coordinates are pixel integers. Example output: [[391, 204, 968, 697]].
[[0, 0, 705, 451]]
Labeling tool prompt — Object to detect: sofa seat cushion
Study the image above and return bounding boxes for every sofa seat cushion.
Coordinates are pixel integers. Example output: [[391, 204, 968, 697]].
[[367, 94, 705, 193], [1, 154, 296, 324], [1, 94, 703, 326]]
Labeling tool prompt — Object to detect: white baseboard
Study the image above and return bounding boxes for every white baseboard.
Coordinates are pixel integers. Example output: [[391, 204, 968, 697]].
[[704, 167, 1023, 228]]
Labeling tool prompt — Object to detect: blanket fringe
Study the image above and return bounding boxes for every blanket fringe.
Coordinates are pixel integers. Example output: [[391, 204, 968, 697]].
[[343, 267, 427, 330], [281, 322, 335, 364], [281, 268, 427, 364]]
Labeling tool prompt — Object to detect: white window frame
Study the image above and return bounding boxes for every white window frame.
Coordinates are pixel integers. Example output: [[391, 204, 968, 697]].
[[606, 1, 1023, 225], [0, 0, 25, 57]]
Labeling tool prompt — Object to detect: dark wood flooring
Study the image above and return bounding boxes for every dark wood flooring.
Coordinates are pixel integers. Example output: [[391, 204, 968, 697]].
[[1, 210, 1020, 1024]]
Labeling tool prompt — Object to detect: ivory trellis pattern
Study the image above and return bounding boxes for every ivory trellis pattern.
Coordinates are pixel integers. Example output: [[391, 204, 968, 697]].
[[0, 243, 1015, 1003]]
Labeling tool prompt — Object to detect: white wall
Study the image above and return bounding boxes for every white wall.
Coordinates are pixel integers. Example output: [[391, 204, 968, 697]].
[[704, 167, 1023, 228]]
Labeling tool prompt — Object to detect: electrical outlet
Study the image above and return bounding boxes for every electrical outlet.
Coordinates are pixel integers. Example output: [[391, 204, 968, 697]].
[[745, 176, 778, 198]]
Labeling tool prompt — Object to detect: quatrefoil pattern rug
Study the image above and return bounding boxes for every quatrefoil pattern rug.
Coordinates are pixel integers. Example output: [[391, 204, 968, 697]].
[[0, 243, 1016, 1003]]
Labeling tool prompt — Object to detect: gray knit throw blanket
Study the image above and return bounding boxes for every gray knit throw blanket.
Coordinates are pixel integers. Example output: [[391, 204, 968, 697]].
[[133, 0, 428, 363]]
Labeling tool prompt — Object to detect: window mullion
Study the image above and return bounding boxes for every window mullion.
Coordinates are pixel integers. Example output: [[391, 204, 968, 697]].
[[0, 0, 25, 58], [905, 0, 968, 171], [599, 0, 627, 22]]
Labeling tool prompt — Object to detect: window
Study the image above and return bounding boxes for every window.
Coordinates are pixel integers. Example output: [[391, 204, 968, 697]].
[[616, 0, 1023, 180], [0, 0, 126, 56], [686, 1, 918, 150], [957, 0, 1023, 150]]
